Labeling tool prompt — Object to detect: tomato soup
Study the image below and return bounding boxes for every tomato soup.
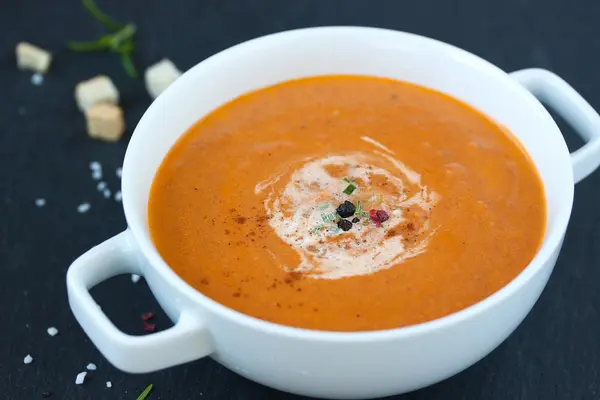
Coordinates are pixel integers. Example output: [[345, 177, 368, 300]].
[[148, 76, 546, 331]]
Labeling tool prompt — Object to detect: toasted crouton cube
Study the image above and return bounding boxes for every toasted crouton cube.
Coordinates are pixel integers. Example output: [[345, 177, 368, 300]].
[[75, 75, 119, 111], [85, 103, 125, 142], [145, 59, 182, 99], [16, 42, 52, 73]]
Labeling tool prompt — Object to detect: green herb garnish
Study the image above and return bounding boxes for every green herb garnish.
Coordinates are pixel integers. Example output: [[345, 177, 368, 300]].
[[311, 224, 325, 234], [361, 211, 369, 217], [342, 177, 358, 195], [355, 201, 363, 215], [330, 226, 342, 234], [343, 183, 357, 195], [67, 0, 138, 78], [80, 0, 124, 30], [321, 213, 338, 223], [318, 203, 329, 209], [121, 51, 137, 78], [136, 384, 153, 400]]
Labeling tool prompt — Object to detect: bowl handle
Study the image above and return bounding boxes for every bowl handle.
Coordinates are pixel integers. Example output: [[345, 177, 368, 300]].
[[510, 68, 600, 183], [66, 230, 213, 373]]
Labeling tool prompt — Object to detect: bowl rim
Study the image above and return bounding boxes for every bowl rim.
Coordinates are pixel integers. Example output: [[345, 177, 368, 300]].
[[123, 26, 574, 342]]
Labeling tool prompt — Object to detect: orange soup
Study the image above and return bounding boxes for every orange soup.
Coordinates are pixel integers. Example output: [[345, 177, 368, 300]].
[[148, 76, 546, 331]]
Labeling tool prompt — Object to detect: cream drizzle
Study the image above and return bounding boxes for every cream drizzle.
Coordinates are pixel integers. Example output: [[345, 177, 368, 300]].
[[360, 136, 396, 155], [255, 150, 439, 280]]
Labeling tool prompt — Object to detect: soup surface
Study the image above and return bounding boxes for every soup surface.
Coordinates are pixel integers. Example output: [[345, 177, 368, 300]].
[[148, 75, 546, 331]]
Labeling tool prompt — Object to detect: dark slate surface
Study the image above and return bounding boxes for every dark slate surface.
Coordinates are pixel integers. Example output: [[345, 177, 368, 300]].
[[1, 0, 600, 399]]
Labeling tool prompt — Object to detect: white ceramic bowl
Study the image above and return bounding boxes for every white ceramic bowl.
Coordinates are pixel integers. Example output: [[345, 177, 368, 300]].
[[67, 27, 600, 399]]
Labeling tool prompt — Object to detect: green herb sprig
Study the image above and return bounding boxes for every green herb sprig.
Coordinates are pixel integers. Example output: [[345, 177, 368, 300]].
[[67, 0, 138, 78], [136, 384, 153, 400]]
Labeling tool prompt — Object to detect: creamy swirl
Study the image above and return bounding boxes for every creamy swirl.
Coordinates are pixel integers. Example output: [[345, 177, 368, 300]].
[[255, 138, 440, 280]]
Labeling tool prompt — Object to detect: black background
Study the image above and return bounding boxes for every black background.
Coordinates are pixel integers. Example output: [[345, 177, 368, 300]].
[[2, 1, 600, 399]]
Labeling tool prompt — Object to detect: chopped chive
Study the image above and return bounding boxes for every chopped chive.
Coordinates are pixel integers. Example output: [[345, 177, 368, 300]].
[[321, 213, 338, 223], [355, 201, 363, 214], [318, 203, 329, 209], [343, 184, 357, 195], [360, 211, 369, 217], [311, 224, 325, 233], [136, 384, 153, 400], [342, 177, 351, 184], [330, 226, 342, 234]]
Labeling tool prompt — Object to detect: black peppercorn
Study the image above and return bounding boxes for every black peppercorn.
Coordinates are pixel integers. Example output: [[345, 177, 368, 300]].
[[336, 201, 356, 218], [352, 217, 360, 223], [337, 219, 353, 231]]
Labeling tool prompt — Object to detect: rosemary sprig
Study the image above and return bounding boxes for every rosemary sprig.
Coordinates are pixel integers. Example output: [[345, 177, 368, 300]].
[[67, 0, 138, 78], [67, 24, 136, 53], [120, 50, 138, 78], [81, 0, 124, 31]]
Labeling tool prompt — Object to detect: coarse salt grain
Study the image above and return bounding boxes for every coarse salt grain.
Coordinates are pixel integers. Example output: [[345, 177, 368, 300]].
[[92, 170, 102, 180], [89, 161, 101, 171], [35, 198, 46, 207], [75, 371, 87, 385], [97, 181, 107, 191], [86, 363, 97, 371], [114, 191, 122, 202], [103, 189, 111, 199], [31, 73, 44, 86], [77, 203, 91, 213], [106, 381, 112, 388], [47, 327, 58, 336], [131, 274, 141, 283], [116, 167, 122, 178], [23, 354, 33, 364]]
